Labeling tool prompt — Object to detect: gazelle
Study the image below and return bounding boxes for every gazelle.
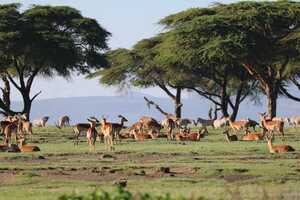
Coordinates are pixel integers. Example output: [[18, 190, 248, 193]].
[[86, 117, 99, 152], [223, 130, 238, 142], [265, 133, 295, 153], [258, 112, 284, 139], [18, 137, 40, 152]]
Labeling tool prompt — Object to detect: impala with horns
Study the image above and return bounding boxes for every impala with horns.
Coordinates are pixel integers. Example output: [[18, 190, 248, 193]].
[[258, 112, 284, 139], [73, 117, 100, 146]]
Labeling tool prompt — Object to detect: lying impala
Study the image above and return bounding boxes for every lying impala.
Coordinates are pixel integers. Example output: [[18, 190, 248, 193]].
[[242, 129, 265, 141], [265, 133, 294, 153], [223, 130, 238, 142], [18, 137, 40, 152], [258, 112, 284, 138]]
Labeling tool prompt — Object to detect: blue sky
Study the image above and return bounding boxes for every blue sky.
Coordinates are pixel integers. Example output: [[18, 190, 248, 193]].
[[1, 0, 237, 100]]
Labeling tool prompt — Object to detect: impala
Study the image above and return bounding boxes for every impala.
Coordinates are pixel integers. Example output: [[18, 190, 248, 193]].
[[225, 116, 250, 133], [242, 129, 265, 141], [223, 130, 238, 142], [265, 133, 294, 153], [100, 117, 115, 151], [258, 112, 284, 138], [161, 118, 176, 140], [18, 137, 40, 152], [86, 117, 98, 152]]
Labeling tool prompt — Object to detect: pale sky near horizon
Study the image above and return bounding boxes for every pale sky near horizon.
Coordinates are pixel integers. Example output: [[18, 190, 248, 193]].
[[0, 0, 237, 101]]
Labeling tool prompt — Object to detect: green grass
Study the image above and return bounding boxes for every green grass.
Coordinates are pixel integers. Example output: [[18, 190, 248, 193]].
[[0, 126, 300, 200]]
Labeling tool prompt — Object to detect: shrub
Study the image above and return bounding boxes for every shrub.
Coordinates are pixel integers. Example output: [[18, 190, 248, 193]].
[[58, 187, 209, 200]]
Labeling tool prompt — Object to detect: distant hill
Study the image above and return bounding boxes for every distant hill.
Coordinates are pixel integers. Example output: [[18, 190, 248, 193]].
[[10, 92, 300, 125]]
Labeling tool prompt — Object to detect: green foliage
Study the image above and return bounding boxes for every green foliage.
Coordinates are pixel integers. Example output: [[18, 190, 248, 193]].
[[58, 187, 207, 200]]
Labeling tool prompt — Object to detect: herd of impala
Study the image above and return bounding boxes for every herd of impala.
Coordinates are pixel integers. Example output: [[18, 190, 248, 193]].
[[0, 112, 297, 153]]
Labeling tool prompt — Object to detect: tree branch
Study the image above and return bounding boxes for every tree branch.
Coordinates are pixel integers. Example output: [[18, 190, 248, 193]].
[[187, 86, 221, 106], [6, 73, 21, 91], [30, 91, 42, 102], [153, 79, 176, 100], [242, 63, 268, 90], [26, 68, 39, 91], [280, 86, 300, 102], [144, 96, 175, 117]]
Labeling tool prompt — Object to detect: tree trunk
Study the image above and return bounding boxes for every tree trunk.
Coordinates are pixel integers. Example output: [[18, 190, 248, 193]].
[[1, 75, 11, 109], [21, 90, 32, 120], [174, 87, 182, 118], [266, 85, 277, 119], [220, 83, 229, 117]]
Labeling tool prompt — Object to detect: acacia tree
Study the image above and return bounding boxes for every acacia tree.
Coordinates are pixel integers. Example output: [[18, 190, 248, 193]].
[[91, 36, 187, 118], [158, 1, 300, 118], [0, 4, 110, 118]]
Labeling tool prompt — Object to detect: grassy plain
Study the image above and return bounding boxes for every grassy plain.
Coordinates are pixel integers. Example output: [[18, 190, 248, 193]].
[[0, 126, 300, 200]]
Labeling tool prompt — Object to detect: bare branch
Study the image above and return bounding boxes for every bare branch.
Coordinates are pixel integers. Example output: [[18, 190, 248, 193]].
[[144, 96, 175, 117], [280, 86, 300, 102], [30, 91, 42, 102]]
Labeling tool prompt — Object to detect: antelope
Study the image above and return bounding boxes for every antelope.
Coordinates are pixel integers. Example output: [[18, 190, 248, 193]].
[[240, 118, 259, 130], [161, 118, 176, 140], [73, 123, 90, 146], [100, 118, 114, 151], [289, 116, 300, 127], [225, 116, 250, 133], [130, 131, 153, 141], [265, 133, 295, 153], [3, 116, 19, 144], [213, 117, 228, 128], [258, 113, 284, 139], [109, 115, 128, 143], [242, 129, 265, 141], [139, 116, 162, 138], [175, 129, 201, 141], [223, 130, 238, 142], [33, 116, 49, 127], [86, 117, 98, 152], [57, 115, 70, 128], [19, 114, 33, 141], [18, 137, 40, 152]]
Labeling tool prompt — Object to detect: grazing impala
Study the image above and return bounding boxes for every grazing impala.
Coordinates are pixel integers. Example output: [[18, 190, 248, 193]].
[[258, 113, 284, 138], [265, 133, 295, 153]]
